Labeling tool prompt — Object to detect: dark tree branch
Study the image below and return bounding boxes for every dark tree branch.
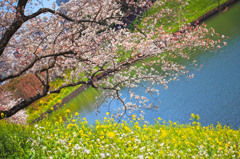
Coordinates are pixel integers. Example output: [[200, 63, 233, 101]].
[[0, 49, 159, 120], [0, 78, 87, 119], [116, 90, 127, 119], [0, 20, 24, 56], [0, 0, 158, 120], [0, 3, 123, 56], [34, 72, 45, 86], [46, 69, 50, 88], [0, 51, 76, 82], [0, 92, 46, 119], [39, 56, 57, 73], [0, 0, 29, 56], [49, 81, 87, 94], [16, 0, 28, 17], [25, 8, 123, 25]]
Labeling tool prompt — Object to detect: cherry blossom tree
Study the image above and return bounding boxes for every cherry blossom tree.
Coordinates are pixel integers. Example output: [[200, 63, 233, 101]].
[[0, 0, 224, 120]]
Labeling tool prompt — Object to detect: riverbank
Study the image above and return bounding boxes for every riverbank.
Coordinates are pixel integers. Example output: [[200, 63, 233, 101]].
[[190, 0, 239, 26], [29, 0, 239, 124]]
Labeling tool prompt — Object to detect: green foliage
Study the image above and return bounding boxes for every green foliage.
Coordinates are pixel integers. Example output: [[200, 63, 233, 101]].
[[1, 115, 239, 158], [130, 0, 228, 33], [0, 121, 31, 158]]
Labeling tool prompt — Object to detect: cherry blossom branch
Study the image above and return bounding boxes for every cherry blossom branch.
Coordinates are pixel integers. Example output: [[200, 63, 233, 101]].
[[116, 90, 127, 118], [0, 50, 76, 82], [0, 0, 29, 56], [0, 0, 124, 56], [25, 8, 113, 24], [0, 0, 223, 120], [0, 92, 45, 119], [49, 81, 87, 94]]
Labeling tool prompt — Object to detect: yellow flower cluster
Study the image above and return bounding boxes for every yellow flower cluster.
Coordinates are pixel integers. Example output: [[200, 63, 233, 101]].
[[27, 115, 240, 158]]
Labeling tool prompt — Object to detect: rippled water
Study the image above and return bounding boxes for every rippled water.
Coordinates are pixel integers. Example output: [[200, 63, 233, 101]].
[[67, 2, 240, 129]]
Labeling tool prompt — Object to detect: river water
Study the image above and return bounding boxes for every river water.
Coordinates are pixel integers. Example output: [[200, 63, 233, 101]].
[[66, 2, 240, 129]]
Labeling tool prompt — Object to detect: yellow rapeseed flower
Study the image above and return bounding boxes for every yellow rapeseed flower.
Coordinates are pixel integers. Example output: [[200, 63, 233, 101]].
[[132, 114, 136, 120], [75, 112, 79, 116], [39, 100, 44, 105], [124, 126, 131, 132], [191, 113, 195, 118], [106, 131, 116, 138], [67, 124, 71, 129]]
